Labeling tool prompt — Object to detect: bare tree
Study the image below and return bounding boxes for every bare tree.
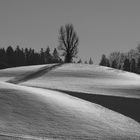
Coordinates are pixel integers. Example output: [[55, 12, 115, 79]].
[[58, 24, 79, 63]]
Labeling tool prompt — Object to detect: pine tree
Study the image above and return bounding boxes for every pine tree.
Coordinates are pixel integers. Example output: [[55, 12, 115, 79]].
[[14, 46, 25, 66], [130, 58, 136, 73], [40, 48, 45, 64], [0, 48, 6, 63], [45, 46, 52, 63], [137, 57, 140, 73], [106, 58, 110, 67], [6, 46, 14, 67], [123, 58, 130, 72], [77, 59, 82, 63], [25, 48, 29, 65], [111, 59, 117, 68], [99, 54, 107, 66], [0, 48, 7, 69], [52, 48, 61, 63], [89, 58, 93, 64]]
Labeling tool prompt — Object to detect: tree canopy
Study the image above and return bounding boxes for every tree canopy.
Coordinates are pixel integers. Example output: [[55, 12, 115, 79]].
[[58, 24, 79, 63]]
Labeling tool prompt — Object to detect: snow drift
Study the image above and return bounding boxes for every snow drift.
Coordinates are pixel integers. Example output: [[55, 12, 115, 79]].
[[0, 82, 140, 139], [0, 64, 140, 139]]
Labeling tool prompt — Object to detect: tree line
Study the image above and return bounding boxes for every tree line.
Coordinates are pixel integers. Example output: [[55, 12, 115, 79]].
[[99, 45, 140, 74], [2, 23, 140, 74], [0, 46, 62, 69], [0, 23, 81, 69], [0, 23, 100, 69]]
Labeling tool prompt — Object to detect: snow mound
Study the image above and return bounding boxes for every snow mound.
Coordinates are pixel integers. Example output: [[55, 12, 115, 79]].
[[0, 81, 140, 139], [18, 64, 140, 98], [0, 64, 47, 82]]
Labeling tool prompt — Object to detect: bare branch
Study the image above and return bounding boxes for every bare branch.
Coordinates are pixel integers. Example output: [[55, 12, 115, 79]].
[[57, 24, 79, 63]]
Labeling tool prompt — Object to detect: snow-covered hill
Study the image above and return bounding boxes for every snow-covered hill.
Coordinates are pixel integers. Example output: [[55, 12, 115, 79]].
[[0, 81, 140, 139], [0, 64, 140, 139], [0, 64, 50, 82], [19, 64, 140, 98]]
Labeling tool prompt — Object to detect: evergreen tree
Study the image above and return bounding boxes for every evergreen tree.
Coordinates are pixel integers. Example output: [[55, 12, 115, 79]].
[[123, 58, 130, 72], [14, 46, 25, 66], [89, 58, 93, 64], [109, 51, 121, 69], [40, 48, 45, 64], [6, 46, 14, 67], [28, 48, 34, 65], [14, 46, 20, 66], [130, 58, 136, 73], [45, 46, 52, 63], [77, 59, 82, 63], [99, 54, 107, 66], [52, 48, 61, 63], [25, 48, 30, 65], [33, 52, 40, 65], [106, 58, 110, 67], [111, 59, 117, 68], [0, 48, 8, 69], [0, 48, 6, 63], [20, 48, 26, 66], [137, 56, 140, 74]]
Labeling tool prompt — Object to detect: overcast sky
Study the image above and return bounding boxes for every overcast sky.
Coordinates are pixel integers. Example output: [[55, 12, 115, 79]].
[[0, 0, 140, 63]]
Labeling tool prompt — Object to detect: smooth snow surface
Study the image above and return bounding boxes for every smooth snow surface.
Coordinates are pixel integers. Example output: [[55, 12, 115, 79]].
[[0, 64, 47, 82], [20, 64, 140, 98], [0, 64, 140, 139], [0, 82, 140, 139]]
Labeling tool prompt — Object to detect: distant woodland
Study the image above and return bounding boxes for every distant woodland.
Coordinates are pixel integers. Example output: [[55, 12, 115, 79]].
[[0, 24, 94, 69], [99, 44, 140, 74], [0, 46, 62, 69], [0, 23, 140, 75]]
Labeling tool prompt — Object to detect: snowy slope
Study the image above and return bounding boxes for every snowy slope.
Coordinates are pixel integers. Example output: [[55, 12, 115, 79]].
[[19, 64, 140, 98], [0, 64, 47, 82], [0, 81, 140, 139], [0, 64, 140, 139]]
